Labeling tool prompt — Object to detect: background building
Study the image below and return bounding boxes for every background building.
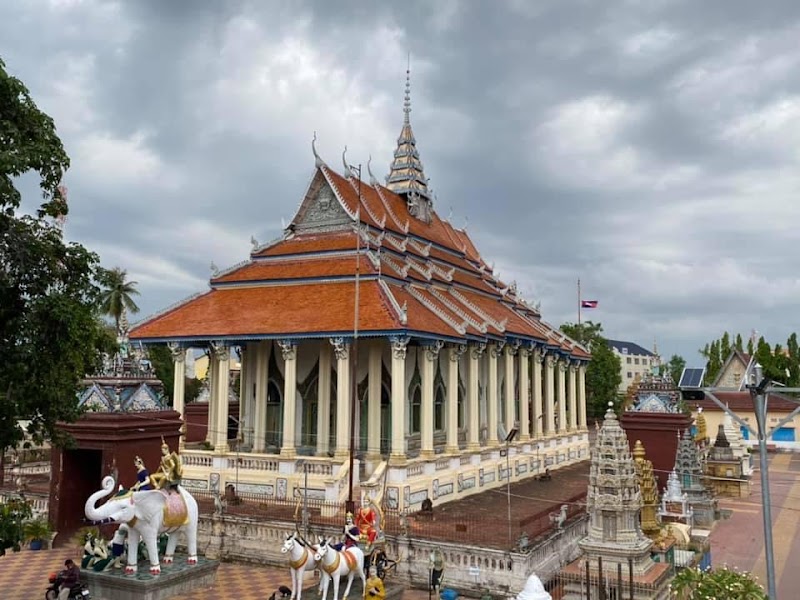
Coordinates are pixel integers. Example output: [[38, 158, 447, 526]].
[[608, 340, 659, 394]]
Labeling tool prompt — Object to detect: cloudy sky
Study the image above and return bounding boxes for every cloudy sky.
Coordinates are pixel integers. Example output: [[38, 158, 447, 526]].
[[3, 0, 800, 363]]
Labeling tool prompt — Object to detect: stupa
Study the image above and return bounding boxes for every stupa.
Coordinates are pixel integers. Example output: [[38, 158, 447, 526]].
[[694, 409, 709, 447], [515, 574, 552, 600], [722, 411, 753, 476], [705, 425, 749, 497], [658, 471, 693, 527], [632, 440, 661, 537], [558, 403, 672, 599], [674, 430, 715, 526]]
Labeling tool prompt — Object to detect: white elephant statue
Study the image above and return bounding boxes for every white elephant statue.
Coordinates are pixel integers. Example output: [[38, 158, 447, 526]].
[[85, 475, 199, 575]]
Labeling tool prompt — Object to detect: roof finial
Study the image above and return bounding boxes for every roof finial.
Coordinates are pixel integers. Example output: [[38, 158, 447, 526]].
[[312, 131, 324, 167], [342, 146, 352, 178], [367, 154, 377, 185], [404, 53, 411, 124]]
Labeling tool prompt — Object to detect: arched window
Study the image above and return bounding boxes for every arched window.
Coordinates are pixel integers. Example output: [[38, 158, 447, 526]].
[[411, 386, 422, 433], [434, 385, 445, 430], [266, 379, 282, 449]]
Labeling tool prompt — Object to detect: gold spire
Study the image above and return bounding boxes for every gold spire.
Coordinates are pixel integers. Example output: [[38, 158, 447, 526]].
[[385, 64, 432, 203], [633, 440, 661, 536]]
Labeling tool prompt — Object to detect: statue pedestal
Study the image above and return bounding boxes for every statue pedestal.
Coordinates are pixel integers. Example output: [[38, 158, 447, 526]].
[[82, 556, 219, 600]]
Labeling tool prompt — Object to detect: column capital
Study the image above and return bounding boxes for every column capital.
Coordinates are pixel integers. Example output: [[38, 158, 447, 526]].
[[545, 353, 557, 368], [558, 359, 569, 372], [389, 335, 410, 360], [424, 340, 444, 361], [470, 342, 487, 360], [209, 341, 230, 361], [167, 342, 185, 363], [277, 339, 297, 361], [569, 362, 579, 373], [519, 344, 530, 358], [329, 337, 350, 360], [449, 343, 467, 361], [507, 340, 520, 356]]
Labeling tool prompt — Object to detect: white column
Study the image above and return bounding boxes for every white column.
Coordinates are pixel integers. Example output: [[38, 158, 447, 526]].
[[568, 363, 578, 431], [532, 349, 543, 438], [390, 337, 409, 462], [544, 354, 556, 435], [446, 345, 465, 453], [504, 345, 516, 433], [578, 363, 588, 429], [421, 341, 441, 458], [253, 342, 269, 453], [168, 343, 186, 446], [557, 360, 567, 434], [238, 345, 250, 445], [467, 344, 484, 450], [367, 341, 382, 457], [332, 338, 351, 459], [210, 342, 230, 453], [205, 350, 217, 446], [317, 342, 332, 456], [487, 344, 499, 445], [519, 347, 530, 441], [278, 340, 297, 457]]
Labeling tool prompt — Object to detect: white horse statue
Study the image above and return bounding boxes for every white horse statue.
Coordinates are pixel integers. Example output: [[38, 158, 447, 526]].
[[281, 532, 324, 600], [314, 537, 366, 600]]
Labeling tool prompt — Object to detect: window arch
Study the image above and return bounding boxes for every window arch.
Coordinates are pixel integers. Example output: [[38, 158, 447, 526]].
[[434, 384, 445, 430], [411, 385, 422, 433]]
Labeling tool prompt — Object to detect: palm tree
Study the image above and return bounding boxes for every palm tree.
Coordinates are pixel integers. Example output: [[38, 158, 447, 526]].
[[98, 267, 140, 329]]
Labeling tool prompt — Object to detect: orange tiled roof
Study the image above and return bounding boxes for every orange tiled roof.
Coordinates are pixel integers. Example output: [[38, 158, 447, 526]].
[[130, 162, 589, 360]]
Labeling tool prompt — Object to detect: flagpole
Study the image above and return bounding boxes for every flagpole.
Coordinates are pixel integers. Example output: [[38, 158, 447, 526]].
[[577, 278, 581, 326]]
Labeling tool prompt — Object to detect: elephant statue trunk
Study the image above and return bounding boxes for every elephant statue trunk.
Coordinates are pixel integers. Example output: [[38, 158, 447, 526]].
[[84, 475, 117, 523]]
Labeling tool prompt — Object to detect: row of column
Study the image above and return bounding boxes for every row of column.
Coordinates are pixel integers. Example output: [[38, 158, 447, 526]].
[[168, 338, 588, 459]]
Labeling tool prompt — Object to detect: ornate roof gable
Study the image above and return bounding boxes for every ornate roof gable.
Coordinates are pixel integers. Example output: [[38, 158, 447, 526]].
[[291, 169, 353, 234]]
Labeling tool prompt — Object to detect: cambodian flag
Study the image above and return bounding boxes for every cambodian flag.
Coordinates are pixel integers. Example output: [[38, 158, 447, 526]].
[[581, 300, 598, 308]]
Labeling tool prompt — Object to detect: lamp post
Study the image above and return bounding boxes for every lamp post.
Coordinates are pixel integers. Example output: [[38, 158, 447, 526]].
[[503, 427, 519, 547], [297, 459, 309, 539], [699, 363, 800, 600]]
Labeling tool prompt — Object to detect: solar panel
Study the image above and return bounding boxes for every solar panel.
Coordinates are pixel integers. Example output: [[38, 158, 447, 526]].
[[678, 367, 705, 388]]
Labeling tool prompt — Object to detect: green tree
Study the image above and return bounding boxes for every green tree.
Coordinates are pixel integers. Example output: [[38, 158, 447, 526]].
[[666, 354, 686, 385], [671, 566, 766, 599], [787, 333, 799, 386], [699, 339, 723, 385], [560, 321, 621, 418], [0, 496, 32, 556], [0, 57, 113, 545], [97, 266, 140, 329], [735, 333, 744, 352]]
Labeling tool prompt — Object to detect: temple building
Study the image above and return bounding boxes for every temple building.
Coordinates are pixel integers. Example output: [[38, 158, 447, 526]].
[[558, 404, 672, 599], [674, 430, 715, 526], [129, 74, 591, 511]]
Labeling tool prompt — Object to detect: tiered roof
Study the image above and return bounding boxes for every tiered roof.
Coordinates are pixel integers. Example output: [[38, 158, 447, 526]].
[[130, 88, 589, 360]]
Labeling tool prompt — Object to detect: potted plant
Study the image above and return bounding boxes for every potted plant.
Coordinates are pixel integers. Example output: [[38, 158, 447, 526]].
[[24, 518, 51, 551]]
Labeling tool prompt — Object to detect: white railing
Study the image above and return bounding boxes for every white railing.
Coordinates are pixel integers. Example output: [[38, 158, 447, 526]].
[[226, 457, 279, 472], [406, 463, 424, 477], [182, 451, 213, 468], [435, 458, 450, 471]]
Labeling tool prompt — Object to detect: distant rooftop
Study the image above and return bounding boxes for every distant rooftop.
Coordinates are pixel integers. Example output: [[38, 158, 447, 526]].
[[606, 339, 656, 357]]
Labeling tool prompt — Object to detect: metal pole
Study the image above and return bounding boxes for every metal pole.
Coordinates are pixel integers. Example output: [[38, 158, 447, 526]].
[[347, 164, 362, 515], [616, 562, 622, 599], [598, 556, 604, 600], [303, 462, 309, 539], [506, 439, 512, 547], [585, 559, 591, 600], [752, 381, 777, 599], [628, 557, 633, 600]]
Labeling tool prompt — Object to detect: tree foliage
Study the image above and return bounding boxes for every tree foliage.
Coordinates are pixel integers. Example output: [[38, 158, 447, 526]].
[[665, 354, 686, 386], [0, 496, 32, 556], [671, 566, 766, 600], [701, 331, 800, 387], [560, 321, 621, 418], [0, 57, 113, 450], [97, 266, 140, 328]]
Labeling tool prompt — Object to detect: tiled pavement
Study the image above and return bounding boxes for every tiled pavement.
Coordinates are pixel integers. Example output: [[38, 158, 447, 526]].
[[0, 547, 430, 600]]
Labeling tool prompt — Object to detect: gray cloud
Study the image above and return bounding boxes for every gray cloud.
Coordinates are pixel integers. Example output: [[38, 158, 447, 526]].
[[2, 0, 800, 363]]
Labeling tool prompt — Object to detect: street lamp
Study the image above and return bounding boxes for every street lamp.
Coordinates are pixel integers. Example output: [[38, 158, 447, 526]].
[[296, 460, 309, 539]]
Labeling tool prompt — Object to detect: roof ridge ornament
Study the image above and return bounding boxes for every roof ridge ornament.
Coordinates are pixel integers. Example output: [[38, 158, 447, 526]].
[[312, 131, 324, 167], [342, 146, 352, 178], [367, 155, 378, 186]]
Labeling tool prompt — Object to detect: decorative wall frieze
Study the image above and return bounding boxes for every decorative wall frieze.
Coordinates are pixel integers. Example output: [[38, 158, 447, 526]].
[[167, 342, 185, 363], [390, 336, 411, 360], [209, 341, 230, 362], [329, 337, 350, 361], [424, 340, 444, 361], [277, 339, 297, 361]]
